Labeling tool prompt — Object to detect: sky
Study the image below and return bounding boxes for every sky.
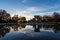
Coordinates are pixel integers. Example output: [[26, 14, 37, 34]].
[[0, 0, 60, 20]]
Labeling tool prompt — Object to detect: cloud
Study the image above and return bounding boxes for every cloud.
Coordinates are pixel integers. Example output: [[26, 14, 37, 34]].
[[11, 5, 60, 20], [10, 7, 44, 20], [11, 10, 34, 20], [27, 7, 47, 11]]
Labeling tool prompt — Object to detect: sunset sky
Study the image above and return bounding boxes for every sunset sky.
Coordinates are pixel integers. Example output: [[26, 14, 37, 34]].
[[0, 0, 60, 20]]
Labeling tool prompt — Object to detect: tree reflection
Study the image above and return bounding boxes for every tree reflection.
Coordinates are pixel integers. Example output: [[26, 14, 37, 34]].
[[33, 25, 60, 33], [42, 25, 60, 33], [43, 25, 52, 30], [0, 25, 26, 38], [12, 24, 26, 31], [0, 26, 10, 38], [33, 25, 41, 32], [0, 24, 60, 38], [53, 25, 60, 33]]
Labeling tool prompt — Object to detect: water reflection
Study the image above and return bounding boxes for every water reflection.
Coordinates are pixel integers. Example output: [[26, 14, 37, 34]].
[[0, 25, 26, 38], [33, 25, 41, 32], [43, 25, 60, 33], [12, 25, 26, 31], [0, 25, 60, 40], [53, 25, 60, 33], [0, 26, 10, 38], [33, 25, 60, 33]]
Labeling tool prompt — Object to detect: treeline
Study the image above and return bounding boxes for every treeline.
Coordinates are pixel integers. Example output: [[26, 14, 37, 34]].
[[28, 12, 60, 23], [0, 9, 27, 23], [0, 9, 60, 23]]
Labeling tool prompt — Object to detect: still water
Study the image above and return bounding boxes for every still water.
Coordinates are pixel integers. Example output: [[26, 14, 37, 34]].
[[0, 25, 60, 40]]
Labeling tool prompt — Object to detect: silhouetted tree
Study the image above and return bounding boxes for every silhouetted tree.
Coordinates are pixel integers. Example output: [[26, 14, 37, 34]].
[[52, 12, 60, 22]]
